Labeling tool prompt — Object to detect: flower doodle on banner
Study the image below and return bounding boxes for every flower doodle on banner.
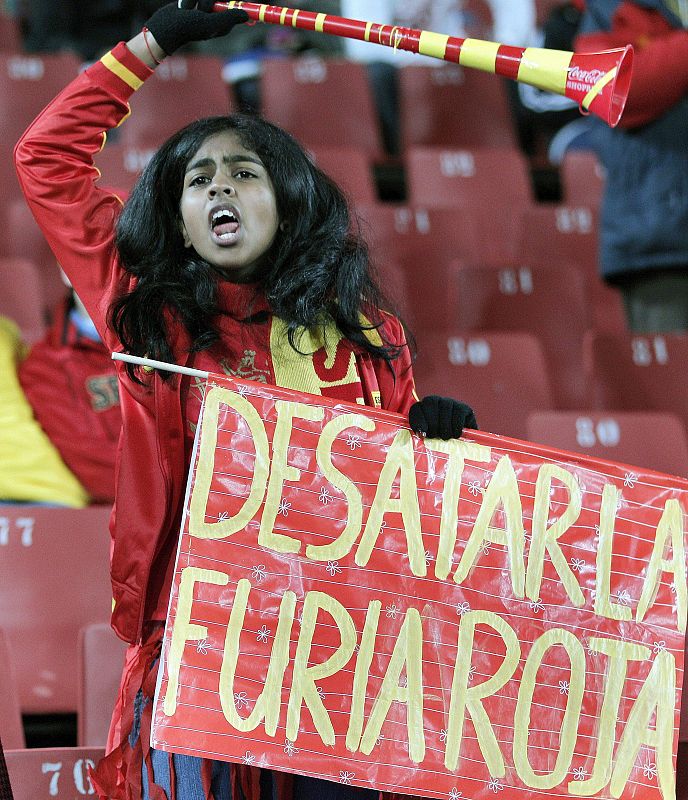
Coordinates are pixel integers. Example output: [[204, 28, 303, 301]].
[[624, 472, 638, 488], [319, 487, 333, 504], [277, 499, 291, 516], [256, 625, 270, 643], [385, 603, 399, 619], [456, 601, 471, 616]]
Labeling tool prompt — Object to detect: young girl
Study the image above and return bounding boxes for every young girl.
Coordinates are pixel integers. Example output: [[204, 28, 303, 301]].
[[14, 2, 477, 798]]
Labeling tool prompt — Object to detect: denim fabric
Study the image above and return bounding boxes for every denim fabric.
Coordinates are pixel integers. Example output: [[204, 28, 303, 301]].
[[142, 750, 231, 800]]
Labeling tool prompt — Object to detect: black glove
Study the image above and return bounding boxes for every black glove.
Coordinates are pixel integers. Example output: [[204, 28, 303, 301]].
[[408, 395, 478, 440], [145, 1, 249, 56]]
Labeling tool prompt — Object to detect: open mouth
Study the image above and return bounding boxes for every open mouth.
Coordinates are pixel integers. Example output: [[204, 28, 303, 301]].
[[210, 206, 241, 243]]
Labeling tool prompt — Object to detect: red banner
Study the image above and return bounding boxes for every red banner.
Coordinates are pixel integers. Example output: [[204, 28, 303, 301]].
[[152, 374, 688, 800]]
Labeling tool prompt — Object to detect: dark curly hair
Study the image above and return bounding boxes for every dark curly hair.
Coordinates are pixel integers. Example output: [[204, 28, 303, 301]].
[[109, 113, 410, 383]]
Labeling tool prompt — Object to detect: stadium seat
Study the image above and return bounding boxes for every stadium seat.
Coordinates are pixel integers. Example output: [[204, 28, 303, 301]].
[[260, 56, 385, 159], [526, 410, 688, 478], [356, 204, 482, 274], [0, 52, 80, 147], [516, 203, 599, 278], [0, 200, 64, 314], [0, 257, 46, 344], [0, 14, 22, 53], [117, 55, 230, 147], [514, 203, 628, 333], [77, 623, 127, 747], [0, 506, 112, 714], [404, 146, 534, 261], [584, 330, 688, 429], [412, 330, 555, 440], [308, 147, 378, 206], [587, 278, 628, 335], [398, 65, 518, 150], [0, 143, 24, 203], [5, 746, 104, 799], [93, 141, 157, 192], [560, 149, 606, 207], [0, 627, 24, 749], [451, 262, 591, 408]]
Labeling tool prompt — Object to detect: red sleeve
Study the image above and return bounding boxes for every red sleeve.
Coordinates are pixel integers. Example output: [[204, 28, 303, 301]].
[[376, 313, 418, 417], [13, 42, 154, 347], [575, 2, 688, 128]]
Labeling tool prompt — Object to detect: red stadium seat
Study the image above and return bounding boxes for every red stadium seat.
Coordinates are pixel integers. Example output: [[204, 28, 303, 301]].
[[560, 149, 606, 207], [451, 262, 591, 408], [526, 410, 688, 478], [0, 14, 22, 53], [0, 627, 24, 749], [0, 200, 64, 314], [516, 203, 599, 278], [260, 56, 385, 159], [0, 143, 24, 203], [412, 330, 555, 440], [308, 147, 378, 206], [0, 257, 46, 344], [514, 203, 627, 333], [0, 52, 80, 147], [356, 204, 482, 274], [398, 65, 518, 151], [0, 506, 112, 714], [77, 624, 127, 747], [117, 55, 230, 147], [405, 146, 534, 262], [584, 330, 688, 429], [93, 141, 157, 192], [5, 746, 104, 799]]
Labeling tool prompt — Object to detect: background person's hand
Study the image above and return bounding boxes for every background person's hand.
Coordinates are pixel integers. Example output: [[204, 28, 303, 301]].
[[145, 1, 249, 56], [408, 395, 478, 440]]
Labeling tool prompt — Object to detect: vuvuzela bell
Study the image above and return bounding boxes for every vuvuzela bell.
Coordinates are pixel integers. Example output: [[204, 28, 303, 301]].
[[213, 1, 633, 127]]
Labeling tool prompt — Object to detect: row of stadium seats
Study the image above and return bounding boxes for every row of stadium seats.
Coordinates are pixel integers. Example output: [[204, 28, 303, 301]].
[[0, 49, 602, 162], [0, 192, 608, 333]]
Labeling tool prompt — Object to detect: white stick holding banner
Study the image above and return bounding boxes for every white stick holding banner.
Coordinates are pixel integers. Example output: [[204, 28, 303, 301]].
[[111, 352, 210, 379]]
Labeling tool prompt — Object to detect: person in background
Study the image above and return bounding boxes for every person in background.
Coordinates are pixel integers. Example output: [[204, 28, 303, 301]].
[[575, 0, 688, 332], [17, 284, 122, 504], [14, 2, 477, 797], [0, 284, 121, 506]]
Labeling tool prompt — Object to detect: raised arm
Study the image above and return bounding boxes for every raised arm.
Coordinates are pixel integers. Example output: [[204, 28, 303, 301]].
[[14, 2, 247, 347]]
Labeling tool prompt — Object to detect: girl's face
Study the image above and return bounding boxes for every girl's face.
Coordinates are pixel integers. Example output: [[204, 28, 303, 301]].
[[179, 131, 280, 282]]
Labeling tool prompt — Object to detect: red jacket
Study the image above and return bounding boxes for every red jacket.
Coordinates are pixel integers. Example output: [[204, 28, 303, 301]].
[[18, 298, 121, 503], [14, 43, 417, 644]]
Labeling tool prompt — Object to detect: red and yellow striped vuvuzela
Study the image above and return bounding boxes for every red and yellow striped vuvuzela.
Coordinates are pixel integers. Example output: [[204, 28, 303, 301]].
[[214, 1, 633, 127]]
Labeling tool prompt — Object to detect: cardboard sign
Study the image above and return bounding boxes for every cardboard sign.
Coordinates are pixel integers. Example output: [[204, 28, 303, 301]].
[[152, 374, 688, 800]]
